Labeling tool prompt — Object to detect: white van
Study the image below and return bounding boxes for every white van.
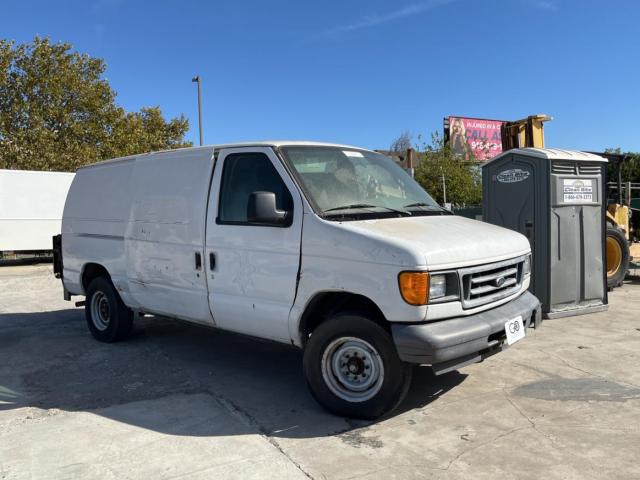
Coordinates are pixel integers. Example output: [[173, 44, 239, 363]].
[[54, 141, 541, 418]]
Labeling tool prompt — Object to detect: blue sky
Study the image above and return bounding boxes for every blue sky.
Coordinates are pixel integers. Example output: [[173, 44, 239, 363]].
[[2, 0, 639, 151]]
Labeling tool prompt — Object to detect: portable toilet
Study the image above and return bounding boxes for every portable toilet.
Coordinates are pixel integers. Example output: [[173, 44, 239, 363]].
[[482, 148, 608, 318]]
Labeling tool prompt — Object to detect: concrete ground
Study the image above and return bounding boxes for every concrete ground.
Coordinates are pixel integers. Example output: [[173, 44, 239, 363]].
[[1, 265, 639, 480]]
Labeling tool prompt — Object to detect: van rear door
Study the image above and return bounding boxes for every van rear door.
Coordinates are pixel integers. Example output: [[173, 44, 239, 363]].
[[204, 147, 303, 342]]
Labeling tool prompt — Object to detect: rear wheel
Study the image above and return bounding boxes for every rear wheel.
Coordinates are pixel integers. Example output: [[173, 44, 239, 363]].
[[606, 225, 630, 289], [303, 313, 412, 419], [85, 276, 133, 342]]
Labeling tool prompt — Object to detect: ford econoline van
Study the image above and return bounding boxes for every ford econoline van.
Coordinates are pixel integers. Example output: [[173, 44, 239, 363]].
[[53, 142, 541, 418]]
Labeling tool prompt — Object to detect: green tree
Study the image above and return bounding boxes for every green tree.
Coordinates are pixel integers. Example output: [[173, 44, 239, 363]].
[[414, 132, 482, 205], [105, 107, 191, 159], [605, 147, 640, 185], [0, 37, 191, 172], [625, 153, 640, 183]]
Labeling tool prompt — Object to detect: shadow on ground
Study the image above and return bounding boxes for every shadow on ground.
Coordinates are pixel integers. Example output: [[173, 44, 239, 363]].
[[0, 256, 52, 267], [0, 309, 466, 439]]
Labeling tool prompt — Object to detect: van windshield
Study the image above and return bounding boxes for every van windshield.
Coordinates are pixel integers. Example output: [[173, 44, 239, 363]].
[[280, 146, 442, 219]]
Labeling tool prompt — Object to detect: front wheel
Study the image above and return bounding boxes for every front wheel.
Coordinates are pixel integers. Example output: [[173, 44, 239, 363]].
[[303, 314, 412, 419]]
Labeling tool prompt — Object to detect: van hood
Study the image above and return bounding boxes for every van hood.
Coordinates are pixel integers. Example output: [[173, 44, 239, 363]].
[[339, 215, 531, 270]]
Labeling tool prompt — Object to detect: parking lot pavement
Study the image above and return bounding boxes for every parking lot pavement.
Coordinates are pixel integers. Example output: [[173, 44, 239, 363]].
[[1, 265, 639, 480]]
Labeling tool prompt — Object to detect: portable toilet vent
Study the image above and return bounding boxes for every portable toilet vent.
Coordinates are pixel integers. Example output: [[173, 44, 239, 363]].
[[482, 148, 608, 318]]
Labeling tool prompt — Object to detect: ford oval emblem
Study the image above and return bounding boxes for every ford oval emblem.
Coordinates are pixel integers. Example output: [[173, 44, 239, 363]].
[[496, 169, 530, 183]]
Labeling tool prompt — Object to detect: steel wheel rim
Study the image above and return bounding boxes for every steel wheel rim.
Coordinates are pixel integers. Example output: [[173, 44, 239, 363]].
[[321, 336, 384, 403], [90, 291, 110, 331], [606, 236, 622, 277]]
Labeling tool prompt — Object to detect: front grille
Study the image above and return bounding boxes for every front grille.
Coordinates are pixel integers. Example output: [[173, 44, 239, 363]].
[[459, 256, 525, 309]]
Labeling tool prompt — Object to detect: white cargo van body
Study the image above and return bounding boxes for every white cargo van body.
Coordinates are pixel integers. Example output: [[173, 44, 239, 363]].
[[58, 142, 541, 419], [62, 147, 303, 338], [0, 169, 74, 251]]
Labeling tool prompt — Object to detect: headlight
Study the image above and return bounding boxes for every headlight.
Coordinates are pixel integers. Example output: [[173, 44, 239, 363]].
[[398, 271, 458, 305], [429, 274, 447, 300], [523, 255, 531, 276]]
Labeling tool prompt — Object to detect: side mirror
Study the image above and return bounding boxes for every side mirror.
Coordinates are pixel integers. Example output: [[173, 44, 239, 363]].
[[247, 191, 289, 226]]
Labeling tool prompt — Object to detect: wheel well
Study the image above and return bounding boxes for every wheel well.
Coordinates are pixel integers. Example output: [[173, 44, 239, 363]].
[[299, 292, 389, 346], [81, 263, 111, 292]]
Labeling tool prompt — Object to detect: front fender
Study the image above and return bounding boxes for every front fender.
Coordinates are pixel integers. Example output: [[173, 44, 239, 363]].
[[288, 257, 427, 346]]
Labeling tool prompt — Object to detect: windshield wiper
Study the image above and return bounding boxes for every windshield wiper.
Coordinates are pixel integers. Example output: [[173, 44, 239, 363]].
[[403, 202, 453, 214], [403, 202, 437, 209], [324, 203, 377, 212], [323, 204, 410, 215]]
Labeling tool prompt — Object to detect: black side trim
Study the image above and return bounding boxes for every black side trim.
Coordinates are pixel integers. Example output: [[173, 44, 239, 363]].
[[76, 233, 125, 240]]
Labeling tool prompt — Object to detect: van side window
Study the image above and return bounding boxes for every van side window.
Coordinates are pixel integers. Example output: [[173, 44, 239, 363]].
[[218, 152, 293, 224]]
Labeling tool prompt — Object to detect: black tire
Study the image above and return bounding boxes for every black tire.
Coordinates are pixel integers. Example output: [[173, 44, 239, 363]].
[[606, 225, 630, 290], [303, 313, 412, 419], [85, 276, 133, 342]]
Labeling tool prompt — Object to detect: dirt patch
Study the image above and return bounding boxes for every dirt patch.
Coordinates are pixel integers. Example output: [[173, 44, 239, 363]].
[[340, 428, 384, 449]]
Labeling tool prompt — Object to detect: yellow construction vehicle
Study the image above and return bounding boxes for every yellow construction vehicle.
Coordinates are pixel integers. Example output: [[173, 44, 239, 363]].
[[500, 114, 553, 151], [595, 152, 640, 288], [500, 115, 638, 288]]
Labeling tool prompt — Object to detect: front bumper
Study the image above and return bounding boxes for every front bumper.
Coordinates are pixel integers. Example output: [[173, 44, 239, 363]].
[[391, 291, 541, 374]]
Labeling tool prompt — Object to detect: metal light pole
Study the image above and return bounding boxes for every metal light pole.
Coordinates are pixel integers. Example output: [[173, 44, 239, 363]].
[[191, 75, 203, 146], [442, 173, 447, 204]]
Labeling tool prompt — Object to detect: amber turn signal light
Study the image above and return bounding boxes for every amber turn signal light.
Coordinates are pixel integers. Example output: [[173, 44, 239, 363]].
[[398, 272, 429, 306]]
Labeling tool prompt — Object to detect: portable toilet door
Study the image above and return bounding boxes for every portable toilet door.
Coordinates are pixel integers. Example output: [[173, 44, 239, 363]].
[[482, 151, 544, 302]]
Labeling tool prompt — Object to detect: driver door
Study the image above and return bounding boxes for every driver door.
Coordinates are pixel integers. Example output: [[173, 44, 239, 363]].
[[204, 147, 303, 342]]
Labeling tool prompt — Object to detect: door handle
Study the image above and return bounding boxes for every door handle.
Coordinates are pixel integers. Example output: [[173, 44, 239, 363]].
[[525, 220, 533, 238], [209, 252, 216, 270], [195, 252, 202, 270], [525, 220, 534, 248]]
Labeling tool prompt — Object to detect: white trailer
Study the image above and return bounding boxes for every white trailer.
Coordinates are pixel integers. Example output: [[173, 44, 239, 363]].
[[0, 169, 75, 252]]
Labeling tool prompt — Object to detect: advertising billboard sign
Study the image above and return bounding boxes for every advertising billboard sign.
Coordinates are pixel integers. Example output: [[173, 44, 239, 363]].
[[447, 116, 504, 161]]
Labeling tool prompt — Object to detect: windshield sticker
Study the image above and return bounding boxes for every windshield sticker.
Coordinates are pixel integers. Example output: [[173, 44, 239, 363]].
[[496, 169, 530, 183], [563, 179, 593, 203], [343, 150, 364, 158]]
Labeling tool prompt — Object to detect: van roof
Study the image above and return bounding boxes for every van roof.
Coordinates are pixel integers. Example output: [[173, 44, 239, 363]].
[[78, 141, 375, 170], [211, 140, 369, 150]]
